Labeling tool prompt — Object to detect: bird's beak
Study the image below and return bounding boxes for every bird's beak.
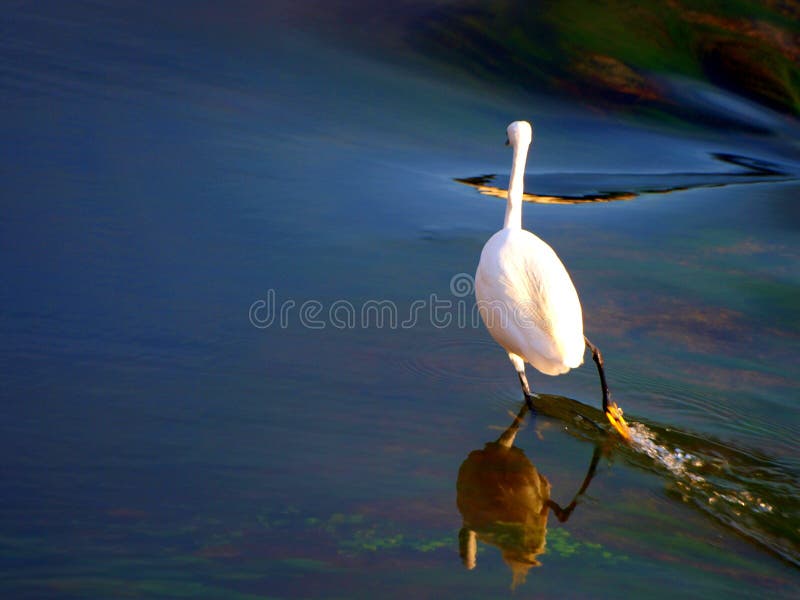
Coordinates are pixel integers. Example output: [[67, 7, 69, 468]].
[[504, 137, 510, 146]]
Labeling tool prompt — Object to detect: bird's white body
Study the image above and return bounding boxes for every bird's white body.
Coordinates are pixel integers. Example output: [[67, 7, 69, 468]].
[[475, 121, 584, 378], [476, 228, 584, 375]]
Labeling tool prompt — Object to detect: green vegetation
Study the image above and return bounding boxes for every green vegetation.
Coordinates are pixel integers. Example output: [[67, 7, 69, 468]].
[[547, 528, 629, 563], [416, 0, 800, 118]]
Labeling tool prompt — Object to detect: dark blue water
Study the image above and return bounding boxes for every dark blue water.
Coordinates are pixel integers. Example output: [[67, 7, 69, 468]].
[[1, 1, 799, 597]]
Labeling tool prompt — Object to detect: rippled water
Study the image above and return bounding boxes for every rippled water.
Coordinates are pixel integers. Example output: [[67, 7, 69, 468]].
[[527, 394, 800, 568], [1, 1, 799, 597]]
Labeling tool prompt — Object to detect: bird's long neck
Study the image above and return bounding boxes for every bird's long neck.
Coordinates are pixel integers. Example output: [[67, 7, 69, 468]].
[[503, 142, 529, 229]]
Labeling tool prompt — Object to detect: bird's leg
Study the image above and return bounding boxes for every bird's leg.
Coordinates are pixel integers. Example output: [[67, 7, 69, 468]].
[[517, 371, 537, 411], [546, 445, 602, 522], [508, 353, 536, 409], [584, 337, 631, 441], [517, 369, 532, 394], [496, 402, 530, 448], [516, 368, 541, 413], [583, 337, 611, 411]]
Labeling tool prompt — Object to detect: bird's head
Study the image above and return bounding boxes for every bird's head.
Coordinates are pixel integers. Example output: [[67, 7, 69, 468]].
[[505, 121, 533, 148]]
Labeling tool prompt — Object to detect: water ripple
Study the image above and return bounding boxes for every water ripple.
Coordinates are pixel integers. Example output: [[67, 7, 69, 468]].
[[401, 338, 511, 383], [532, 394, 800, 567]]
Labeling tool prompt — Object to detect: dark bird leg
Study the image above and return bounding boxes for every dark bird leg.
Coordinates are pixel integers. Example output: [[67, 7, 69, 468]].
[[546, 445, 603, 522], [516, 368, 537, 411], [508, 353, 536, 410], [584, 336, 631, 441], [584, 337, 611, 412]]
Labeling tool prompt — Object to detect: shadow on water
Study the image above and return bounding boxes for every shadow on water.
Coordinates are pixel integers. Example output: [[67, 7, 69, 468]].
[[528, 393, 800, 568], [456, 153, 798, 204], [456, 403, 601, 589]]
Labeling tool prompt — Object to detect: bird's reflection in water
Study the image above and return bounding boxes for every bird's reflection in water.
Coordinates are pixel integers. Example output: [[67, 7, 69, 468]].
[[456, 403, 601, 589]]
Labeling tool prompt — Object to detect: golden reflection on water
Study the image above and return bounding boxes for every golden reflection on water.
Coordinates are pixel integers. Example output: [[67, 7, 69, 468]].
[[456, 403, 601, 589], [455, 153, 794, 205], [455, 174, 636, 204]]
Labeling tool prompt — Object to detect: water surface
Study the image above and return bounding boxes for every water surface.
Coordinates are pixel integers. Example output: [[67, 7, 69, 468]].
[[1, 1, 799, 597]]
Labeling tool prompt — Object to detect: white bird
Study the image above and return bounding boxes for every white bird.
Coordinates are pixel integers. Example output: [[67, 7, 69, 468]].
[[475, 120, 630, 440]]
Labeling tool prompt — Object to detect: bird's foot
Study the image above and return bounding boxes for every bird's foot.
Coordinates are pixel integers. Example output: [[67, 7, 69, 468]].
[[605, 402, 632, 442]]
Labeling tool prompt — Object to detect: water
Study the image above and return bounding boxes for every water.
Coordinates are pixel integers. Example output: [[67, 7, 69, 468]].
[[1, 1, 799, 597]]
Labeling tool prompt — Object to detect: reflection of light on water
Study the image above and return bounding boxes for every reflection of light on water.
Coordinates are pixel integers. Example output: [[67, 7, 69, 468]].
[[532, 394, 798, 564], [627, 422, 780, 543], [628, 422, 704, 484], [455, 152, 797, 206], [707, 490, 774, 514]]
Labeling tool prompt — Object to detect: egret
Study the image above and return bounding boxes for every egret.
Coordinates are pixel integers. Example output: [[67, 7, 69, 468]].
[[474, 120, 631, 440]]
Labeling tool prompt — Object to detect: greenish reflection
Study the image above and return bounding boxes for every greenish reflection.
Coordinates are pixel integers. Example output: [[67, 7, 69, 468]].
[[456, 403, 601, 589], [415, 0, 800, 121]]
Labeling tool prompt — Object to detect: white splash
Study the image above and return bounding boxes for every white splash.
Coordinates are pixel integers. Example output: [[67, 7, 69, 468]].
[[626, 422, 775, 515], [627, 422, 704, 484]]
